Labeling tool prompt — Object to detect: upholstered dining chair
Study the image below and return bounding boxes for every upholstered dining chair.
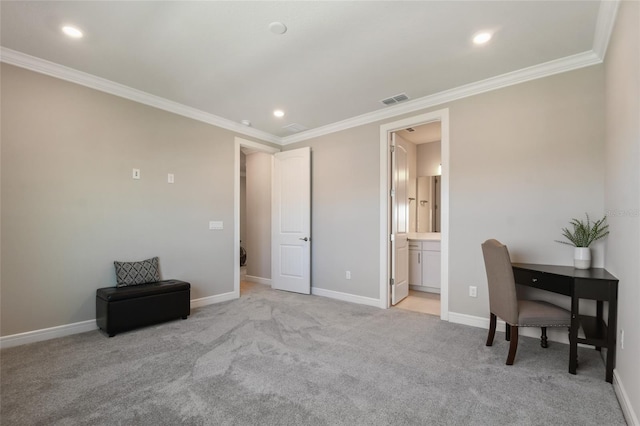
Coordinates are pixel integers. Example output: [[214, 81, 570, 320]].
[[481, 239, 571, 365]]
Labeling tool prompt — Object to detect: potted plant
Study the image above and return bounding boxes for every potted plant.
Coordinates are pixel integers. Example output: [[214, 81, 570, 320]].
[[556, 213, 609, 269]]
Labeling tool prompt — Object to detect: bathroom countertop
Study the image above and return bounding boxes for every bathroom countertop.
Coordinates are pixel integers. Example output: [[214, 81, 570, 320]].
[[408, 232, 441, 241]]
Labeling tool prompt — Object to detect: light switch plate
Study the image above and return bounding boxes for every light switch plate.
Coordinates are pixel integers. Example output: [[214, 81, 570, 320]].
[[168, 173, 175, 184], [133, 168, 141, 179]]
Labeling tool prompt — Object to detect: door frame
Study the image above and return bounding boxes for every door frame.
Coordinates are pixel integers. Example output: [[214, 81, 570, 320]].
[[379, 109, 450, 321], [234, 137, 280, 298]]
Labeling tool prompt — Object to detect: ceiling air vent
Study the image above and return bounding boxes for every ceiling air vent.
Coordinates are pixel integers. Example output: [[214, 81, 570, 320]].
[[381, 93, 410, 106], [283, 123, 308, 133]]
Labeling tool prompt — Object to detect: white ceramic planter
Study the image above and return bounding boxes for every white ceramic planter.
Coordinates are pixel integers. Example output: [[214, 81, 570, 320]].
[[574, 247, 591, 269]]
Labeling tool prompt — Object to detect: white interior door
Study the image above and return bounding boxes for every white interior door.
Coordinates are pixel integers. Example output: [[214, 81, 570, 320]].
[[271, 147, 311, 294], [391, 134, 409, 305]]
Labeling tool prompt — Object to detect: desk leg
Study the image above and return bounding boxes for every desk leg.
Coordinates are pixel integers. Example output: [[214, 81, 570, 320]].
[[569, 295, 579, 375], [606, 286, 618, 383], [596, 301, 603, 351]]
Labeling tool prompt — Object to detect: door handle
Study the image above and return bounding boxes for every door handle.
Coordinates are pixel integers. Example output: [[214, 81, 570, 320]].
[[299, 237, 309, 241]]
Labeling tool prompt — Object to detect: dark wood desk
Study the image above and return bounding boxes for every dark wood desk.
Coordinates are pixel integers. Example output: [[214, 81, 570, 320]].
[[512, 263, 619, 383]]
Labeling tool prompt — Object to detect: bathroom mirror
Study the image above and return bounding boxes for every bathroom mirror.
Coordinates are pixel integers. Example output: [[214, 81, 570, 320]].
[[416, 175, 440, 232]]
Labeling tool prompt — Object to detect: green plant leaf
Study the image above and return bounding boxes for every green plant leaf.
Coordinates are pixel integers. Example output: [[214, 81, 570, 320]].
[[556, 213, 610, 247]]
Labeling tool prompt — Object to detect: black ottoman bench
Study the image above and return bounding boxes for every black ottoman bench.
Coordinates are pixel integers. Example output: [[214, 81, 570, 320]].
[[96, 279, 190, 337]]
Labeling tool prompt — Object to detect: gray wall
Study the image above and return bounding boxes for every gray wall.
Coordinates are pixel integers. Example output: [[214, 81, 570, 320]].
[[604, 0, 640, 418], [1, 64, 239, 335], [447, 66, 605, 316], [286, 65, 606, 315], [285, 125, 381, 299], [417, 141, 441, 177], [245, 152, 272, 279]]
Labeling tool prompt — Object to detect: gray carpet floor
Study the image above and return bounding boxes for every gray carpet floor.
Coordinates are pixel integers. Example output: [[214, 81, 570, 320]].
[[1, 282, 625, 425]]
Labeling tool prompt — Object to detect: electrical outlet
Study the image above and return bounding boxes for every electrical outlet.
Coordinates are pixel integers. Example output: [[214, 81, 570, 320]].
[[345, 271, 351, 280], [620, 329, 624, 349], [168, 173, 175, 184], [132, 168, 141, 179], [469, 286, 477, 298]]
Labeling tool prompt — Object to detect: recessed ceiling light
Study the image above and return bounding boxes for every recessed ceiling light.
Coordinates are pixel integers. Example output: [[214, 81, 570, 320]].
[[473, 32, 492, 45], [273, 110, 285, 118], [269, 22, 287, 35], [62, 25, 83, 38]]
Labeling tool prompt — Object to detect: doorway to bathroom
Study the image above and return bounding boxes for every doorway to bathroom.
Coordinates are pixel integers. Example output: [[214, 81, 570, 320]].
[[380, 108, 449, 321], [393, 121, 442, 316]]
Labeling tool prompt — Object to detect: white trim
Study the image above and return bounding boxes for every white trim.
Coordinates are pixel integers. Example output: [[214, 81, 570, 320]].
[[379, 109, 450, 323], [593, 0, 621, 61], [281, 51, 600, 145], [190, 291, 237, 309], [0, 291, 240, 349], [0, 48, 280, 145], [234, 139, 241, 301], [311, 287, 381, 308], [236, 137, 280, 155], [448, 311, 492, 329], [379, 125, 389, 309], [2, 46, 605, 148], [233, 137, 280, 299], [245, 275, 272, 286], [0, 320, 97, 349], [614, 369, 640, 426]]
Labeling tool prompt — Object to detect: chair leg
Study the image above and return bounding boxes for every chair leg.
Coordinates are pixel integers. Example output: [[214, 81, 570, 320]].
[[505, 322, 511, 341], [540, 327, 548, 348], [506, 325, 519, 365], [486, 313, 497, 346]]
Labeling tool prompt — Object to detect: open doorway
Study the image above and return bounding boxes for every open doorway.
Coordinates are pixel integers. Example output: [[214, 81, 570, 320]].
[[392, 122, 442, 316], [234, 137, 279, 298], [379, 109, 450, 321]]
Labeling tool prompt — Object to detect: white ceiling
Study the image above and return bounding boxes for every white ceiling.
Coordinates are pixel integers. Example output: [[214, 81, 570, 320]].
[[0, 1, 614, 144], [398, 122, 441, 145]]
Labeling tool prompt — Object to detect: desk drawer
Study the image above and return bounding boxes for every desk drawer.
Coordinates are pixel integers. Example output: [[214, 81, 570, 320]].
[[513, 267, 572, 296]]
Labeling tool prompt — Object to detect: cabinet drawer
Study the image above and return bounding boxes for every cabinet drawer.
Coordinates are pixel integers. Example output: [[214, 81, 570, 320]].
[[422, 241, 440, 251], [512, 267, 572, 296], [408, 242, 422, 250]]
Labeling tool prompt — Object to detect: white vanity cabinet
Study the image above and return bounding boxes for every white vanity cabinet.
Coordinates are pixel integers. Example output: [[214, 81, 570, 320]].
[[409, 241, 422, 286], [408, 239, 441, 293]]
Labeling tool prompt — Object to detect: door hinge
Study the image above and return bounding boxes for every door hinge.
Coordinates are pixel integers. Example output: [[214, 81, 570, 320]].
[[390, 234, 395, 242], [390, 145, 395, 153], [390, 188, 395, 197], [390, 278, 395, 286]]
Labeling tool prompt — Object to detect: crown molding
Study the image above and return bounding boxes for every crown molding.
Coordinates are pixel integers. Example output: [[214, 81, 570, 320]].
[[280, 50, 602, 145], [0, 47, 281, 145], [3, 0, 619, 149], [592, 0, 621, 61]]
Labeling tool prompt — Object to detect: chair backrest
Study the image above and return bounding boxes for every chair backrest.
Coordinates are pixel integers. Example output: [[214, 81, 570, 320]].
[[481, 239, 518, 325]]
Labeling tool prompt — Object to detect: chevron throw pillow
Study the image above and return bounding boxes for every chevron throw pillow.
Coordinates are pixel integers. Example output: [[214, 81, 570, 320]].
[[114, 257, 160, 287]]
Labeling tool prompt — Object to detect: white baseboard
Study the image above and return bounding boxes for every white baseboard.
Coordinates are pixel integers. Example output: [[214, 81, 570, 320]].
[[448, 312, 492, 329], [0, 292, 239, 349], [0, 320, 98, 349], [245, 275, 272, 286], [190, 291, 238, 309], [448, 311, 571, 345], [614, 369, 640, 426], [312, 287, 381, 308]]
